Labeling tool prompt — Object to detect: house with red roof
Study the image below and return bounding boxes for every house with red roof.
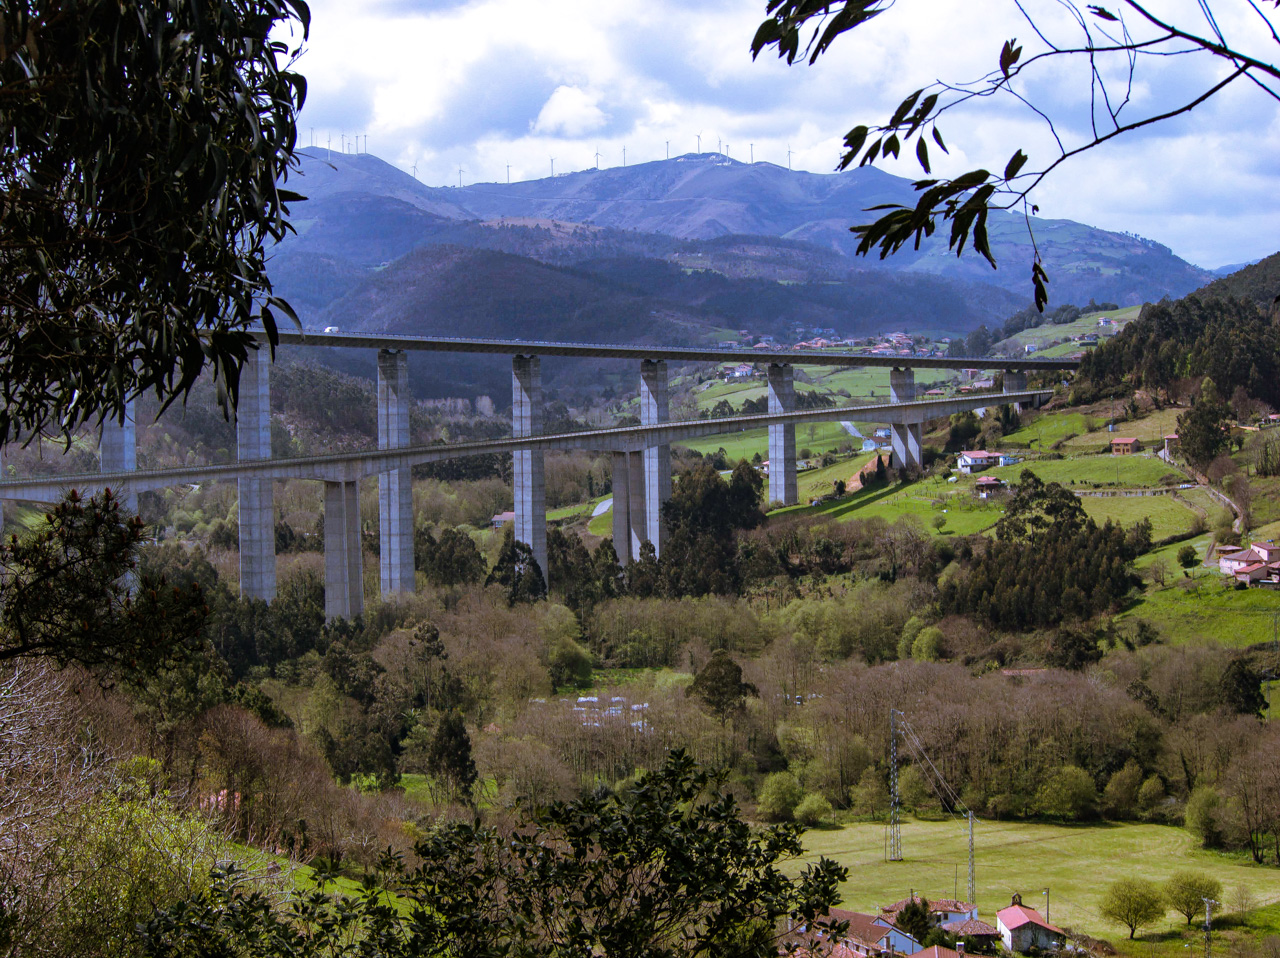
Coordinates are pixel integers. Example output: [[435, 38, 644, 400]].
[[785, 908, 921, 958], [1110, 436, 1142, 455], [996, 894, 1064, 953], [957, 451, 1001, 475]]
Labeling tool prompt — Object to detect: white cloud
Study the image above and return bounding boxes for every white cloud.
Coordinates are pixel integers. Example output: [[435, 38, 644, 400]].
[[289, 0, 1280, 266], [532, 86, 608, 137]]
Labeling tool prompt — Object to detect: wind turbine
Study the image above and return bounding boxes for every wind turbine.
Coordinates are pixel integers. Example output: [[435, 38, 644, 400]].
[[750, 143, 754, 163], [594, 147, 602, 169], [725, 143, 730, 158], [787, 145, 794, 170], [622, 146, 626, 167], [550, 156, 556, 177], [411, 162, 417, 180], [458, 166, 465, 188], [665, 140, 669, 159], [717, 136, 721, 154], [507, 163, 512, 184], [696, 131, 701, 153]]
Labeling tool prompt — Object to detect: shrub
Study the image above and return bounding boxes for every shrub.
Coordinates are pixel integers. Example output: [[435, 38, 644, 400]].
[[794, 792, 834, 826], [1177, 545, 1200, 568], [757, 771, 804, 821]]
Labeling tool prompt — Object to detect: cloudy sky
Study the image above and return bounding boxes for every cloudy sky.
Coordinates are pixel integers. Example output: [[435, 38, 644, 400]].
[[289, 0, 1279, 269]]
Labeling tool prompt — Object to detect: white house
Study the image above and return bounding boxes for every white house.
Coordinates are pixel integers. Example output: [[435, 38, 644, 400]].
[[996, 895, 1064, 953], [957, 450, 1001, 474]]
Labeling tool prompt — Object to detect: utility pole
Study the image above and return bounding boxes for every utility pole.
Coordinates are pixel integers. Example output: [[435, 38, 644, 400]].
[[967, 812, 976, 905], [888, 708, 903, 861], [1042, 888, 1050, 925], [1203, 898, 1217, 958]]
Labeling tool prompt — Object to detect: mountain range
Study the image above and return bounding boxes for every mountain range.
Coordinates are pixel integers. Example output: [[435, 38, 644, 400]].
[[268, 150, 1218, 398]]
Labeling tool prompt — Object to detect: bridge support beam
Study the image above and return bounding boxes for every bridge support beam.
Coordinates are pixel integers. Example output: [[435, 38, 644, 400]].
[[640, 360, 670, 556], [377, 350, 414, 597], [767, 364, 797, 506], [1004, 370, 1028, 413], [99, 399, 138, 513], [237, 348, 276, 601], [889, 367, 919, 472], [324, 479, 363, 621], [512, 356, 546, 579]]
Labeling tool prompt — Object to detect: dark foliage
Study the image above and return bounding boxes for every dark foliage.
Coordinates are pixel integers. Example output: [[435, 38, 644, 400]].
[[416, 527, 488, 587], [1078, 296, 1280, 409], [0, 0, 309, 443], [142, 750, 848, 958], [0, 490, 208, 672], [486, 525, 547, 605], [943, 473, 1142, 630], [426, 710, 478, 804], [686, 650, 760, 726]]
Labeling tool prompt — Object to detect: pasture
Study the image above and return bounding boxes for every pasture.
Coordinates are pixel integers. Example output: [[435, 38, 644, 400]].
[[794, 818, 1280, 945]]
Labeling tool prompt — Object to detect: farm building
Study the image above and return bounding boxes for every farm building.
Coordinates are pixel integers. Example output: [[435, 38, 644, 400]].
[[957, 451, 1001, 474], [996, 894, 1064, 953], [1110, 437, 1142, 454]]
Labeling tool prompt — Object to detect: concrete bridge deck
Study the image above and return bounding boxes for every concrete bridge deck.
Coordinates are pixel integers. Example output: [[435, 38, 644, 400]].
[[265, 329, 1079, 372], [0, 390, 1050, 501]]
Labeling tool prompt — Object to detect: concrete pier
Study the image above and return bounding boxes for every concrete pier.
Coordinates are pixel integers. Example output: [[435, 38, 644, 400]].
[[512, 356, 547, 578], [99, 400, 137, 513], [237, 348, 276, 601], [610, 450, 648, 563], [612, 451, 631, 566], [889, 367, 918, 471], [639, 360, 670, 556], [767, 364, 798, 506], [377, 350, 414, 596], [323, 479, 363, 620], [1004, 370, 1028, 413]]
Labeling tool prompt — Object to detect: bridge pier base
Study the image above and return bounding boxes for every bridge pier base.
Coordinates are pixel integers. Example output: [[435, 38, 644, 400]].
[[237, 348, 276, 602], [767, 364, 797, 506], [640, 360, 670, 556], [889, 367, 919, 472], [377, 350, 414, 597], [512, 356, 547, 580], [99, 399, 138, 513], [324, 479, 363, 621]]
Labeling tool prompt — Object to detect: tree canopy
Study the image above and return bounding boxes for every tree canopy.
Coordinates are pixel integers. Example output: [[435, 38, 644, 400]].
[[0, 0, 309, 442]]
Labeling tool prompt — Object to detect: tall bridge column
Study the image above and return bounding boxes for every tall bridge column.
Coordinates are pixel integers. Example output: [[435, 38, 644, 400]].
[[324, 479, 363, 621], [377, 350, 414, 597], [99, 399, 137, 513], [767, 363, 797, 506], [237, 348, 276, 601], [610, 450, 647, 564], [889, 367, 918, 471], [1004, 369, 1028, 413], [640, 360, 670, 556], [512, 356, 547, 579], [611, 452, 631, 566]]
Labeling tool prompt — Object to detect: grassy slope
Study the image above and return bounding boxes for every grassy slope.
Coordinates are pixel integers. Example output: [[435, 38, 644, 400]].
[[794, 819, 1280, 943]]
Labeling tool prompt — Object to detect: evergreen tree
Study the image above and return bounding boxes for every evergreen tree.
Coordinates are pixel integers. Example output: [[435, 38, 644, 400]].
[[427, 710, 478, 804], [1177, 378, 1232, 468], [686, 650, 759, 726]]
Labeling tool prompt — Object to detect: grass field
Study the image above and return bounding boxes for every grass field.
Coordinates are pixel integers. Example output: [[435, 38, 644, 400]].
[[998, 305, 1141, 352], [674, 420, 865, 462], [1078, 495, 1202, 541], [793, 819, 1280, 944], [1002, 412, 1093, 449], [990, 454, 1179, 488], [1061, 409, 1184, 451], [1119, 576, 1280, 648], [773, 476, 1005, 537]]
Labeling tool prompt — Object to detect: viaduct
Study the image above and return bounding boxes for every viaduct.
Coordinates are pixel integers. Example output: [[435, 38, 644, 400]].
[[0, 332, 1076, 621]]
